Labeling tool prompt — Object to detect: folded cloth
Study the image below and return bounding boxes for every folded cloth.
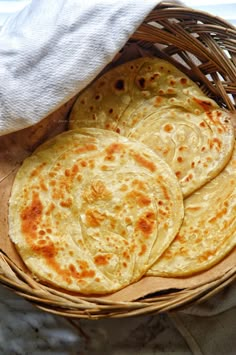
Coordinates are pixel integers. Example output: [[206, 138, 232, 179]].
[[0, 0, 158, 136], [170, 282, 236, 354]]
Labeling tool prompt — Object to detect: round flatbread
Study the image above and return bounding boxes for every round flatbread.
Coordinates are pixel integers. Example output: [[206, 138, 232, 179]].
[[147, 142, 236, 277], [129, 107, 234, 197], [69, 58, 146, 132], [9, 128, 183, 294], [69, 57, 235, 197]]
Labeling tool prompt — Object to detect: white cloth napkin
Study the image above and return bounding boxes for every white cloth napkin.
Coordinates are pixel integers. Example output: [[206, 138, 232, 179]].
[[171, 282, 236, 354], [0, 0, 158, 136]]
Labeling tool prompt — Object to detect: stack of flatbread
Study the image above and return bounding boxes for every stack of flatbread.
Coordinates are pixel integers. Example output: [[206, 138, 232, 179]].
[[9, 57, 236, 295]]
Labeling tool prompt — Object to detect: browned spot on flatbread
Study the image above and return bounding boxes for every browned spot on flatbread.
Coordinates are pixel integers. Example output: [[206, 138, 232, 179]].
[[175, 234, 185, 244], [136, 212, 156, 237], [39, 179, 48, 191], [114, 79, 125, 91], [138, 77, 146, 89], [178, 146, 187, 152], [208, 139, 214, 149], [150, 73, 160, 81], [78, 260, 89, 270], [132, 153, 156, 172], [154, 96, 163, 107], [164, 124, 173, 132], [84, 180, 111, 203], [94, 254, 112, 266], [138, 244, 147, 256], [167, 88, 175, 94], [21, 193, 58, 271], [208, 207, 228, 224], [122, 251, 129, 260], [20, 193, 96, 284], [162, 249, 173, 260], [49, 180, 56, 186], [198, 250, 215, 262], [64, 169, 70, 177], [175, 171, 181, 178], [177, 157, 183, 163], [69, 264, 95, 279], [30, 163, 46, 178], [126, 190, 151, 207], [132, 179, 147, 191], [74, 144, 97, 154], [207, 111, 225, 129], [180, 78, 187, 85], [52, 187, 64, 200], [213, 137, 222, 150], [67, 164, 79, 176], [193, 97, 213, 111], [186, 206, 201, 212], [60, 198, 73, 208], [105, 141, 124, 159], [199, 121, 206, 128], [49, 172, 56, 178], [160, 183, 170, 201], [46, 203, 55, 216], [106, 143, 124, 155], [21, 192, 43, 237], [185, 173, 193, 182], [80, 160, 87, 167], [85, 209, 106, 227]]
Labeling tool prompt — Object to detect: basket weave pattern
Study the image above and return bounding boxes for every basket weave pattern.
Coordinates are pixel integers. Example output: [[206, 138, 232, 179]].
[[0, 2, 236, 319]]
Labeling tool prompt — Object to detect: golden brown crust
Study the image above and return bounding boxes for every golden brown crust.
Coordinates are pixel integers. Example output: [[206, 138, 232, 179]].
[[9, 128, 184, 294], [69, 57, 235, 197], [148, 142, 236, 277]]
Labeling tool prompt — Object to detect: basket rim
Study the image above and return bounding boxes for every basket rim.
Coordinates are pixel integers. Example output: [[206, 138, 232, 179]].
[[1, 2, 236, 318], [1, 250, 235, 318]]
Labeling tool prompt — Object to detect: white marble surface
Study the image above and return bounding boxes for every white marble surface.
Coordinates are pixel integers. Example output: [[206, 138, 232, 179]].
[[0, 284, 191, 354], [1, 282, 236, 354]]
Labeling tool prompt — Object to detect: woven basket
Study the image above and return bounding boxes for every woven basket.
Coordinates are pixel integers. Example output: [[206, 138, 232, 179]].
[[0, 2, 236, 319]]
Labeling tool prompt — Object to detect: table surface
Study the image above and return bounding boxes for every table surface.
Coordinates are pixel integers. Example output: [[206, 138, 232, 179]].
[[0, 2, 236, 354]]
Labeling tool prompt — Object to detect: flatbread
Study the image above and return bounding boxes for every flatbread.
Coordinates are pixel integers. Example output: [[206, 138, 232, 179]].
[[147, 142, 236, 277], [69, 57, 235, 197], [9, 128, 183, 294], [129, 107, 234, 197], [69, 58, 146, 132]]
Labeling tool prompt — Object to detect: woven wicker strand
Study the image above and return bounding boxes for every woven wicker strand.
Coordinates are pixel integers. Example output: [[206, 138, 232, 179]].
[[0, 3, 236, 318]]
